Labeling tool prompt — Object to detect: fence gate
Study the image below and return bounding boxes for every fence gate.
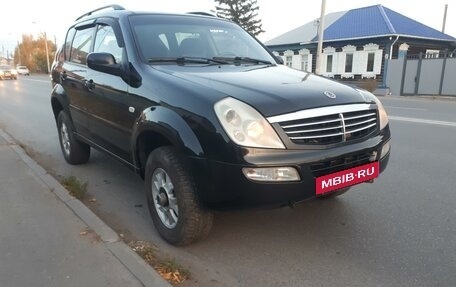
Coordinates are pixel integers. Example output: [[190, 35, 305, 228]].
[[386, 51, 456, 97]]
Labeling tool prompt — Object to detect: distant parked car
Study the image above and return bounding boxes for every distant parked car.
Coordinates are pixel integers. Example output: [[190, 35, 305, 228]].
[[16, 66, 30, 76], [0, 65, 18, 80]]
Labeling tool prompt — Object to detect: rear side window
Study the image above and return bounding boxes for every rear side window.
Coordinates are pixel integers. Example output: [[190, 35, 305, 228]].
[[70, 27, 94, 65], [64, 28, 76, 61]]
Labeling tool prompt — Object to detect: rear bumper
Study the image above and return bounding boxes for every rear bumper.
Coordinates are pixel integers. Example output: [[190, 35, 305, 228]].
[[0, 74, 17, 79], [189, 127, 391, 209]]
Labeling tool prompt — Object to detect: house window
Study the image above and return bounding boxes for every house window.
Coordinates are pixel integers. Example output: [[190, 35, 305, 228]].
[[286, 56, 292, 67], [326, 54, 333, 73], [345, 53, 353, 73], [367, 52, 375, 72], [301, 55, 308, 71]]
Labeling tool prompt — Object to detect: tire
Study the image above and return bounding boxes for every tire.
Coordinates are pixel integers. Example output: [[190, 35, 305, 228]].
[[57, 111, 90, 164], [145, 146, 213, 246], [317, 187, 350, 199]]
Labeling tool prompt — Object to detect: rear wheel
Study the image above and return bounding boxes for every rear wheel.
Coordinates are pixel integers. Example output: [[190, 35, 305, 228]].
[[145, 146, 213, 246], [57, 111, 90, 164], [317, 187, 350, 199]]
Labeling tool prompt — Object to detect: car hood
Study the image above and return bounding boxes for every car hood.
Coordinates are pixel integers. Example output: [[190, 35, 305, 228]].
[[154, 64, 369, 117]]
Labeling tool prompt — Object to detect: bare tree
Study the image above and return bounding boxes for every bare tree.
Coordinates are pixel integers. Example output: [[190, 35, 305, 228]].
[[14, 34, 55, 72]]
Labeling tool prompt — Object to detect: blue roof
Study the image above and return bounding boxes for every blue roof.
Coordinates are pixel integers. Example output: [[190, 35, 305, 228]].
[[319, 5, 455, 42], [382, 6, 454, 40], [264, 4, 456, 46]]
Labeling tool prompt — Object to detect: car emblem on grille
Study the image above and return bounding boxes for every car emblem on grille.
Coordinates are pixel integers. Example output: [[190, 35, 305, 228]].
[[324, 91, 337, 99]]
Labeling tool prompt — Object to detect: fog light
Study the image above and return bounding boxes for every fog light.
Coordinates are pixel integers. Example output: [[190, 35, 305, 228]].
[[380, 140, 391, 159], [242, 167, 300, 182]]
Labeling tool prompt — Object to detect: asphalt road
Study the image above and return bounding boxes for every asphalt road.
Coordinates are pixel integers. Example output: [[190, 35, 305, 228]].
[[1, 75, 455, 287]]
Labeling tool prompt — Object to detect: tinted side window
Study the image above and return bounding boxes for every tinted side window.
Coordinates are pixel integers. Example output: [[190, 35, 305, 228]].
[[64, 28, 76, 61], [70, 27, 94, 65], [93, 25, 123, 63]]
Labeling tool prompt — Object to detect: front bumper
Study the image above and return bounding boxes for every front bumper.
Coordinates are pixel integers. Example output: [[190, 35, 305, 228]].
[[189, 128, 391, 209]]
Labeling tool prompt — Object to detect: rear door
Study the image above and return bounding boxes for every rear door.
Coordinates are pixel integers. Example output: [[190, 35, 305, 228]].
[[61, 26, 95, 138]]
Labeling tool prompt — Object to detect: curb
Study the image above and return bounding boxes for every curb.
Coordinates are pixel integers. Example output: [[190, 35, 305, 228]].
[[0, 129, 171, 287]]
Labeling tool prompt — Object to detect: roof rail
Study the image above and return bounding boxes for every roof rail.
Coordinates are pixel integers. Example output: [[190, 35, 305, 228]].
[[187, 12, 217, 17], [76, 5, 125, 21]]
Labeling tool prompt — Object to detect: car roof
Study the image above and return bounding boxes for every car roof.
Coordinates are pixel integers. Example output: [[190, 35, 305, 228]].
[[73, 5, 224, 25]]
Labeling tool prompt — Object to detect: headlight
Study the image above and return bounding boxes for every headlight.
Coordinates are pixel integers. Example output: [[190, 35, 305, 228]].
[[358, 90, 389, 130], [214, 97, 285, 149]]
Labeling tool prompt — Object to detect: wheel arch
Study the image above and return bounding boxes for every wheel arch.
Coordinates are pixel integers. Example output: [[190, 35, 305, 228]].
[[51, 84, 69, 121], [132, 106, 204, 178]]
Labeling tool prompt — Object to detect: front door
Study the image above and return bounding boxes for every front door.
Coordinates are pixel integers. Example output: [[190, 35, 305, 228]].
[[85, 24, 139, 162]]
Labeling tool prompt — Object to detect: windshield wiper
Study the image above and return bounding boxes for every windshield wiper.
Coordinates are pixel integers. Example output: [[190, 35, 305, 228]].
[[213, 56, 273, 65], [148, 57, 229, 65]]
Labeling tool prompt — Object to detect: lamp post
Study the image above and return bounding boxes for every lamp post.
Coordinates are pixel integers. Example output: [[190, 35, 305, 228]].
[[315, 0, 326, 75]]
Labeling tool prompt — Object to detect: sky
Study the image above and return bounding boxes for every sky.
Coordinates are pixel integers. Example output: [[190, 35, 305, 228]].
[[1, 0, 454, 57]]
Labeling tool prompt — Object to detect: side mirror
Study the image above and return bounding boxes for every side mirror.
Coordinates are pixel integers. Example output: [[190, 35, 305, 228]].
[[87, 52, 122, 76]]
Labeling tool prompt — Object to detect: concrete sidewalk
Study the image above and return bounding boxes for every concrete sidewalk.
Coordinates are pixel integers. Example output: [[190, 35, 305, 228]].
[[0, 130, 169, 287]]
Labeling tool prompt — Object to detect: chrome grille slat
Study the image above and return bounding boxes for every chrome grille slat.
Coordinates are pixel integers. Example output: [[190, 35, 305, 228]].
[[344, 112, 376, 120], [281, 118, 340, 129], [344, 118, 376, 128], [289, 132, 344, 140], [270, 104, 378, 145], [345, 122, 377, 133], [285, 125, 343, 134]]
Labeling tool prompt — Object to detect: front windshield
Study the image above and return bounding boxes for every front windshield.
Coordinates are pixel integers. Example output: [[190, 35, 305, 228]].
[[129, 14, 276, 64]]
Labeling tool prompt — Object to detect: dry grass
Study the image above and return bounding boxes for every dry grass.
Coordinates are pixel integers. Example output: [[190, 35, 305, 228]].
[[61, 176, 88, 200], [128, 240, 190, 285]]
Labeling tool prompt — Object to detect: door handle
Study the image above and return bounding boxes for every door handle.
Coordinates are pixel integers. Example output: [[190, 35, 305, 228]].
[[84, 79, 95, 90]]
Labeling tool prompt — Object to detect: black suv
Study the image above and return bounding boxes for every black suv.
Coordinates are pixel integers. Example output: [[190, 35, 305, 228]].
[[51, 5, 391, 245]]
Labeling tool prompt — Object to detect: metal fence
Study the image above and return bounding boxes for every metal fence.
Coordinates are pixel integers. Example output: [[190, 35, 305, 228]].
[[386, 51, 456, 96]]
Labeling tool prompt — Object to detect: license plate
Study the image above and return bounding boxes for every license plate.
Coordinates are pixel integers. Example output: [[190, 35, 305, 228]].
[[316, 162, 379, 195]]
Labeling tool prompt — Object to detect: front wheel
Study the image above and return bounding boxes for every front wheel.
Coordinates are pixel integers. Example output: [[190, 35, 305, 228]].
[[145, 147, 213, 246], [57, 111, 90, 164]]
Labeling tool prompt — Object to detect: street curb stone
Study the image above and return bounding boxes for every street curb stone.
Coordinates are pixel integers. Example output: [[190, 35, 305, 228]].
[[0, 129, 171, 287], [65, 198, 120, 243], [108, 242, 170, 287]]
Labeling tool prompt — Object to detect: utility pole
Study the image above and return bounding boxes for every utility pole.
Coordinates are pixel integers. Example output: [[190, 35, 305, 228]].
[[315, 0, 326, 75], [17, 39, 21, 65], [442, 4, 448, 33]]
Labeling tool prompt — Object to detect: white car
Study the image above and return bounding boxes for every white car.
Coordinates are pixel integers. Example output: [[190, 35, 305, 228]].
[[16, 66, 30, 76]]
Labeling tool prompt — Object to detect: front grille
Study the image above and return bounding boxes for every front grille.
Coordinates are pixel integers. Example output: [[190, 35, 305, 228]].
[[268, 104, 378, 145], [310, 151, 373, 177]]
